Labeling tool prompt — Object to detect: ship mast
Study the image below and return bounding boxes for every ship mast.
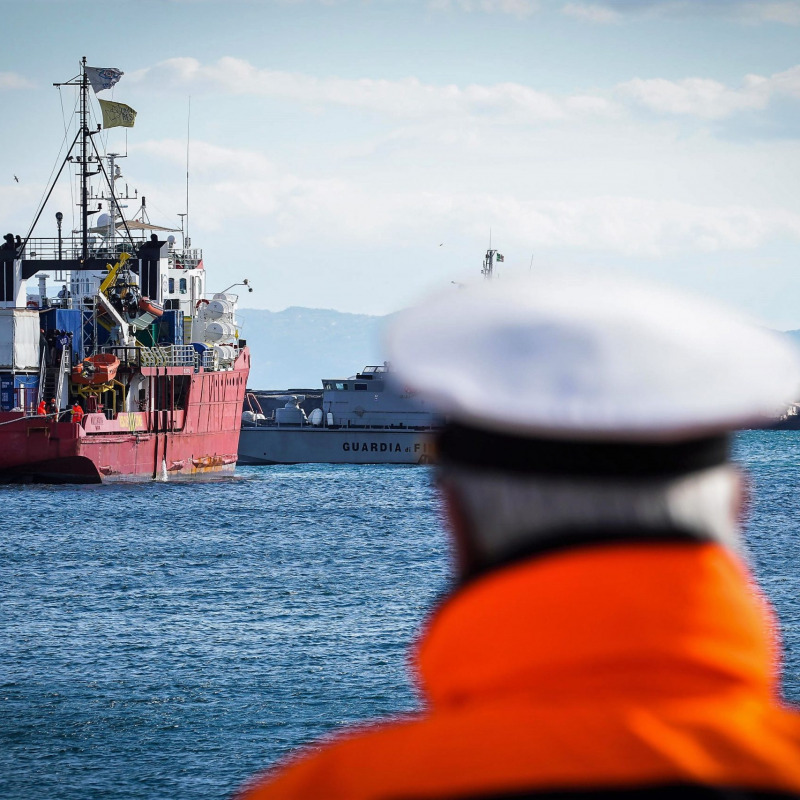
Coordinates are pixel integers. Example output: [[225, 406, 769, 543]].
[[8, 59, 142, 301], [55, 58, 138, 264], [80, 57, 89, 261], [482, 249, 496, 279], [54, 56, 98, 263]]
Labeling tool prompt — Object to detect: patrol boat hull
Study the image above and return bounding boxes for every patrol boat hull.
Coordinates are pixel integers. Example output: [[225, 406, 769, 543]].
[[238, 426, 434, 465]]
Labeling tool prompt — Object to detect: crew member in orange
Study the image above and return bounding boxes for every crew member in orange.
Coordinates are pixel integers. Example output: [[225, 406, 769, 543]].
[[238, 273, 800, 800], [36, 400, 46, 416], [71, 403, 83, 424]]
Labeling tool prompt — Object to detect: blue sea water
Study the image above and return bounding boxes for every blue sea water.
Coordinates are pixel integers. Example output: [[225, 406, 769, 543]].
[[1, 430, 800, 800]]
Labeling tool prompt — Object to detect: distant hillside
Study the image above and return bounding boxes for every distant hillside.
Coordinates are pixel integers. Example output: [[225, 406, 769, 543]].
[[237, 312, 800, 394], [237, 307, 387, 390]]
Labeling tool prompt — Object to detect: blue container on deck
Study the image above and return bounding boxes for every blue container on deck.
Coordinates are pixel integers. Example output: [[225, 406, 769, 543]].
[[0, 373, 40, 411], [40, 308, 84, 361], [157, 310, 184, 346]]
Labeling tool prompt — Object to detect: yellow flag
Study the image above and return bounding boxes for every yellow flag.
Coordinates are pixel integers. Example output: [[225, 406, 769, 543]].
[[98, 99, 137, 129]]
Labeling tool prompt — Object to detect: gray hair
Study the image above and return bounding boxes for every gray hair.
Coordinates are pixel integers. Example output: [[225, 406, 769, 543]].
[[439, 464, 742, 567]]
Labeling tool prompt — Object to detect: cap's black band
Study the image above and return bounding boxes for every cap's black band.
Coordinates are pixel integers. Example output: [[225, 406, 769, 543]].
[[459, 527, 717, 586], [437, 422, 730, 478]]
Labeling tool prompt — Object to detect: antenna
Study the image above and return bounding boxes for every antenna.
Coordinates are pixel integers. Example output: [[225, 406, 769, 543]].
[[185, 96, 191, 247], [178, 213, 187, 249], [482, 249, 495, 280]]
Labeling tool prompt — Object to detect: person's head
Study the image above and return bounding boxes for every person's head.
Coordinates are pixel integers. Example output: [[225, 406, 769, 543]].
[[387, 272, 800, 582]]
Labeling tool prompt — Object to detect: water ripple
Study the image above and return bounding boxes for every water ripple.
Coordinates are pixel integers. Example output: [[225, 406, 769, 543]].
[[1, 440, 798, 800]]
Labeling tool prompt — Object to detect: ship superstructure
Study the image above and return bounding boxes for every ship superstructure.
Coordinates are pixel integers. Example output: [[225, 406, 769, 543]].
[[239, 364, 442, 465]]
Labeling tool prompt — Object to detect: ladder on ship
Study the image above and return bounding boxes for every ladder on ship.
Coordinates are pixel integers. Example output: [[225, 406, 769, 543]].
[[38, 347, 70, 414]]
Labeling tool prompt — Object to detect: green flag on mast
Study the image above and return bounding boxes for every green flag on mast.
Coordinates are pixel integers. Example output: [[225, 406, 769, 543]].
[[98, 99, 136, 129]]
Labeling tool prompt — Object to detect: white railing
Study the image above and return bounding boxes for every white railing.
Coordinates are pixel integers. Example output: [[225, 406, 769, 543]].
[[104, 343, 238, 371], [139, 345, 197, 368], [168, 248, 203, 270], [201, 347, 239, 371]]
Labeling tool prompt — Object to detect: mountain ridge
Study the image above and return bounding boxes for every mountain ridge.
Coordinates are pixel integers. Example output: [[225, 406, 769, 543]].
[[240, 307, 800, 392], [238, 306, 388, 390]]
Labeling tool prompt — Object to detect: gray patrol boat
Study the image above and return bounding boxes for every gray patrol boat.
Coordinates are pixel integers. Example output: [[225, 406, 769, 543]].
[[238, 364, 443, 464]]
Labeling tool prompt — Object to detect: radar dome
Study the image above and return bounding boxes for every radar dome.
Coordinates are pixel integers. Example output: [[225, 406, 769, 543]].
[[96, 213, 112, 228]]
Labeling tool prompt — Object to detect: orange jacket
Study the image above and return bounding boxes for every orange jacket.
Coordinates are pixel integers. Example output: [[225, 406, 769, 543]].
[[239, 542, 800, 799]]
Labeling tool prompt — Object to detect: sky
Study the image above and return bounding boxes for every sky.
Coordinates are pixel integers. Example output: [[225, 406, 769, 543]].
[[1, 0, 800, 328]]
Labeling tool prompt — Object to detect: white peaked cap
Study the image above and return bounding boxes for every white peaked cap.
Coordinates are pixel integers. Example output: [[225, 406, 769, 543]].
[[385, 272, 800, 441]]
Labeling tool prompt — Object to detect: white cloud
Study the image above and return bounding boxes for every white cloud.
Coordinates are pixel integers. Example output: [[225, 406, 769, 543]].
[[618, 65, 800, 119], [733, 1, 800, 24], [119, 55, 800, 320], [561, 2, 620, 23], [128, 137, 800, 257], [263, 190, 800, 257], [425, 194, 800, 257], [768, 64, 800, 99], [129, 56, 800, 126], [427, 0, 539, 15], [134, 139, 277, 180], [618, 77, 767, 120], [130, 57, 617, 124], [556, 0, 800, 24], [0, 73, 35, 90]]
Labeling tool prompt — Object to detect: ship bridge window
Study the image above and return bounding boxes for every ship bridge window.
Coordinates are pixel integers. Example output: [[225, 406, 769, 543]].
[[179, 278, 188, 294], [335, 382, 347, 390], [168, 278, 175, 293], [354, 383, 368, 391], [324, 383, 333, 390]]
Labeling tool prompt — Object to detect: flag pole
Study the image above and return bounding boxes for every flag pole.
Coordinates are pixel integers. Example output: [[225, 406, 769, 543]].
[[185, 96, 191, 249]]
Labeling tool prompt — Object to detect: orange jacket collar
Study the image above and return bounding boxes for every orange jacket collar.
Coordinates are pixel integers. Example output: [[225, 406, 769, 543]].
[[415, 542, 777, 709]]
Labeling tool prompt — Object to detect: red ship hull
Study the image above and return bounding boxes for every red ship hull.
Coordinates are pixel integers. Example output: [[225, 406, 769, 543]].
[[0, 348, 250, 483]]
